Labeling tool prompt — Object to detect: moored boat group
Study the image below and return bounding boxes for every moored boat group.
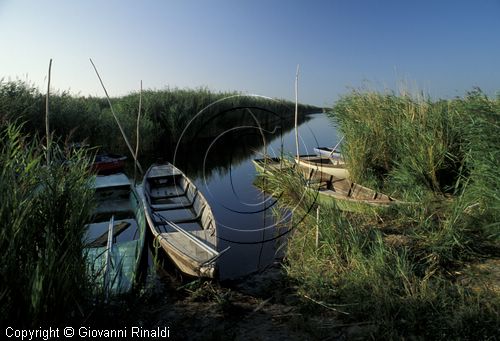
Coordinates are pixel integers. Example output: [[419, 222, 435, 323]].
[[85, 161, 223, 297], [253, 146, 404, 211], [85, 144, 404, 296]]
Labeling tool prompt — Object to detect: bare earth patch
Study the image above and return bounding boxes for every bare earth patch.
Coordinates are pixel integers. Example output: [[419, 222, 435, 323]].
[[128, 263, 347, 340]]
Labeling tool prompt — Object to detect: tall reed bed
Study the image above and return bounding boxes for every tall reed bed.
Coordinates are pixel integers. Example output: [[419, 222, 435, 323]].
[[330, 89, 499, 259], [329, 89, 498, 197], [0, 80, 319, 157], [262, 89, 499, 338], [0, 123, 94, 327]]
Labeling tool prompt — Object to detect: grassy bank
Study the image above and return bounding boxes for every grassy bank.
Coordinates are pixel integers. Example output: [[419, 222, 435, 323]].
[[264, 89, 499, 339], [0, 80, 319, 158], [0, 124, 95, 327]]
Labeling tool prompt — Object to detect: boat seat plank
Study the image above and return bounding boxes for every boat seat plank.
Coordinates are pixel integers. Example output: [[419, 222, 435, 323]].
[[85, 217, 140, 244], [87, 221, 131, 248], [165, 221, 205, 232], [159, 232, 216, 263], [154, 206, 199, 220], [152, 206, 207, 225], [151, 201, 193, 211], [150, 191, 197, 210], [155, 216, 201, 225], [147, 164, 183, 179], [150, 184, 187, 200], [155, 221, 216, 248], [94, 199, 131, 215]]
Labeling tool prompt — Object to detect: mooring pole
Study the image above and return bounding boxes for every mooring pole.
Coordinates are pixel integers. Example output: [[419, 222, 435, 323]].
[[294, 64, 300, 163]]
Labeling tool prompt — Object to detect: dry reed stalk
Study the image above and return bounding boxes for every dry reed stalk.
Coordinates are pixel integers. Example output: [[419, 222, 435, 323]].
[[45, 59, 52, 164], [294, 64, 300, 162], [89, 58, 143, 174], [134, 80, 142, 183], [316, 205, 320, 249]]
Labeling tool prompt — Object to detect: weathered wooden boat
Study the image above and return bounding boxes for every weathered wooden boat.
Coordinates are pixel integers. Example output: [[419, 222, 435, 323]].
[[84, 173, 146, 296], [295, 154, 349, 179], [301, 167, 399, 210], [313, 147, 342, 160], [92, 153, 127, 174], [253, 157, 400, 211], [252, 157, 291, 174], [142, 163, 221, 278]]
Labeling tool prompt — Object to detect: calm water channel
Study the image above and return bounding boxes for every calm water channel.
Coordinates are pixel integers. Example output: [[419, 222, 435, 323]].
[[150, 113, 340, 280]]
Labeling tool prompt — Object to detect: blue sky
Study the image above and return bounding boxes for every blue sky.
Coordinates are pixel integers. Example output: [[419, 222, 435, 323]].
[[0, 0, 499, 106]]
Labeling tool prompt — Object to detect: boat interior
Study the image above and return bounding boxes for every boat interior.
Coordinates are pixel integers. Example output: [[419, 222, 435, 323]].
[[303, 168, 392, 201], [84, 186, 141, 247], [297, 154, 345, 167], [145, 168, 216, 251]]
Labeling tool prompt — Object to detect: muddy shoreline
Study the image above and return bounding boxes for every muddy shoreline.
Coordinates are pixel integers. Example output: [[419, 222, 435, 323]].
[[88, 261, 356, 340]]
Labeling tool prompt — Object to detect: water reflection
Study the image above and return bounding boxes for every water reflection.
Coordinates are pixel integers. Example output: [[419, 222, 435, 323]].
[[153, 107, 312, 179], [145, 112, 339, 279]]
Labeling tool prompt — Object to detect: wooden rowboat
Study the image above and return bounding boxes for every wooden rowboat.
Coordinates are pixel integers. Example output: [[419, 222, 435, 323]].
[[252, 157, 291, 174], [253, 157, 399, 211], [84, 173, 146, 296], [92, 153, 127, 174], [295, 154, 349, 179], [300, 167, 398, 210], [313, 147, 342, 160], [142, 163, 221, 278]]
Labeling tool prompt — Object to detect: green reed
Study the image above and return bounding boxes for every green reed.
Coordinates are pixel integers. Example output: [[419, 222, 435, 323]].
[[0, 123, 95, 327], [0, 80, 319, 158]]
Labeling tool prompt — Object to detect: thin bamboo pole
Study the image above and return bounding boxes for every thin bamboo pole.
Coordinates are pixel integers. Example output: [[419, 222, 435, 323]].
[[294, 65, 300, 162], [315, 206, 320, 249], [45, 59, 52, 165], [89, 58, 143, 174], [134, 80, 142, 184], [330, 136, 345, 157]]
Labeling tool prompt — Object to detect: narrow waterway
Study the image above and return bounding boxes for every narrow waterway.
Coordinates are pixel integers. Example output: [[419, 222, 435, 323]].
[[163, 113, 341, 279]]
